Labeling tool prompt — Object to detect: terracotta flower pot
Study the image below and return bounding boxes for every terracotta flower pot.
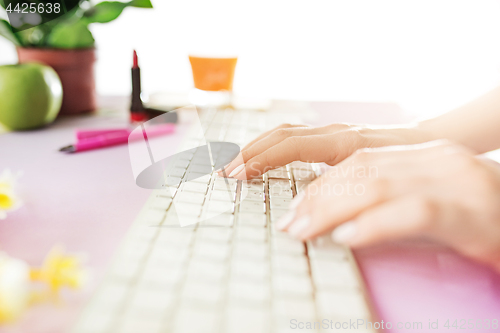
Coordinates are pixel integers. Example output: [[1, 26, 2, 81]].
[[17, 48, 97, 115]]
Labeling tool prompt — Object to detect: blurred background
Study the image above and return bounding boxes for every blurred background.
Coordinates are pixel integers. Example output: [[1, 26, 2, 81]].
[[1, 0, 499, 119]]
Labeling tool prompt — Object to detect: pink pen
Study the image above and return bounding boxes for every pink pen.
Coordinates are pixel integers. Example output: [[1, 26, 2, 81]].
[[60, 123, 175, 153], [76, 128, 130, 141]]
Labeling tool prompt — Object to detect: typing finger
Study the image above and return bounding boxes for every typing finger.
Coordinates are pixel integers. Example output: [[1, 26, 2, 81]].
[[230, 134, 343, 180]]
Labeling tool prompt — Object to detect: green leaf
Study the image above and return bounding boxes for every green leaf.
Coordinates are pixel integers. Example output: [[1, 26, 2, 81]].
[[0, 19, 21, 46], [46, 20, 94, 48], [84, 1, 128, 23], [129, 0, 153, 8]]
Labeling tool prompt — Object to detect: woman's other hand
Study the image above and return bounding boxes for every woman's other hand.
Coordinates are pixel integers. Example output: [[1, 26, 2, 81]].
[[279, 141, 500, 272]]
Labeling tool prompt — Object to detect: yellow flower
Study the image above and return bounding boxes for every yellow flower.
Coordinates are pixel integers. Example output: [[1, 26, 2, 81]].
[[30, 246, 88, 294], [0, 169, 22, 219], [0, 253, 30, 323]]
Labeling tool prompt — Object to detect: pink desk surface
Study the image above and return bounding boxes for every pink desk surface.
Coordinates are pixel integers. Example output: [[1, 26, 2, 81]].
[[0, 98, 499, 333]]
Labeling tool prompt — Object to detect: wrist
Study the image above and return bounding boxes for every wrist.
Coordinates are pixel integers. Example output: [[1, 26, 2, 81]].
[[358, 124, 436, 148]]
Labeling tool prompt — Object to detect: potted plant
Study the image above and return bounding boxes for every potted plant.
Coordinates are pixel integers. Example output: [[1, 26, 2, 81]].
[[0, 0, 153, 114]]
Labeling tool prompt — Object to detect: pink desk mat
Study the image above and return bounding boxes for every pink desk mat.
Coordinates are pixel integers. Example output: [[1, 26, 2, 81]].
[[0, 99, 499, 332]]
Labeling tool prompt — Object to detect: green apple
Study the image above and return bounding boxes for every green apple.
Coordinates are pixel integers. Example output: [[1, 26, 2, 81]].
[[0, 63, 62, 130]]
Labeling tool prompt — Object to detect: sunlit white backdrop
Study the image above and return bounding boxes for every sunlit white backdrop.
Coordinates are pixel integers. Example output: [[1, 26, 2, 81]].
[[1, 0, 500, 118]]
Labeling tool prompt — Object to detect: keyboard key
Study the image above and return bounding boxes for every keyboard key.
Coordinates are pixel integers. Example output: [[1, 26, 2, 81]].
[[238, 212, 266, 227], [269, 180, 293, 198], [309, 259, 359, 289], [157, 188, 176, 198], [182, 282, 223, 307], [295, 181, 311, 194], [163, 176, 182, 187], [270, 198, 292, 210], [267, 168, 289, 179], [188, 163, 213, 174], [233, 241, 268, 261], [316, 290, 369, 317], [269, 188, 293, 199], [239, 200, 266, 213], [206, 200, 234, 213], [201, 213, 234, 227], [168, 167, 186, 178], [272, 237, 305, 255], [229, 280, 270, 303], [292, 168, 316, 181], [162, 214, 199, 227], [117, 317, 164, 333], [172, 202, 202, 217], [143, 210, 166, 225], [173, 308, 219, 333], [129, 227, 159, 244], [156, 229, 194, 247], [197, 228, 233, 243], [269, 179, 291, 187], [214, 176, 238, 185], [213, 180, 237, 191], [242, 180, 264, 191], [176, 191, 205, 205], [141, 262, 185, 286], [128, 288, 175, 316], [148, 246, 190, 265], [240, 188, 265, 202], [273, 297, 316, 318], [210, 189, 236, 202], [272, 253, 309, 275], [224, 306, 270, 333], [187, 260, 227, 283], [182, 182, 209, 194], [187, 172, 211, 184], [231, 260, 270, 282], [174, 159, 190, 169], [235, 226, 267, 243], [194, 242, 230, 261], [272, 274, 313, 298], [306, 236, 348, 260]]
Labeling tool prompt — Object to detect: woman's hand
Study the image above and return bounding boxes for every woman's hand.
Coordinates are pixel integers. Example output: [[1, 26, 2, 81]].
[[219, 123, 432, 180], [278, 140, 500, 272]]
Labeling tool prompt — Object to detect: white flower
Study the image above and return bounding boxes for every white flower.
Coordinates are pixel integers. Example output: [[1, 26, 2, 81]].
[[0, 253, 30, 323], [0, 170, 22, 219]]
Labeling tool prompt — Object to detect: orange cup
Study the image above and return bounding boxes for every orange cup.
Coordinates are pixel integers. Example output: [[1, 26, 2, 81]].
[[189, 56, 238, 92]]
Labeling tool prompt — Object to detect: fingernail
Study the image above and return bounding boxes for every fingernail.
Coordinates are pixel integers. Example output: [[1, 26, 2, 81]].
[[332, 221, 357, 244], [289, 192, 305, 210], [288, 215, 311, 238], [276, 210, 296, 230], [228, 164, 245, 178]]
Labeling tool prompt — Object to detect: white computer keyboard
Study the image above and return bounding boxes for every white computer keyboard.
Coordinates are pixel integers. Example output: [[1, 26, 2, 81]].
[[73, 108, 377, 333]]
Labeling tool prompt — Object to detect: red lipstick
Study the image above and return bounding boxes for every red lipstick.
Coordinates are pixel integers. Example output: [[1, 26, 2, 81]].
[[130, 50, 146, 123]]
